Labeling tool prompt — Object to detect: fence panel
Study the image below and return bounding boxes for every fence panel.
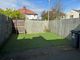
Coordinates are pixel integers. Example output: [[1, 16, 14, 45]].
[[12, 20, 25, 33], [25, 20, 49, 34], [49, 18, 80, 38]]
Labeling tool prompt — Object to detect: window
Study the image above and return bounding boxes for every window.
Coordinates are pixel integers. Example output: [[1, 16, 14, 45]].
[[70, 15, 73, 18], [79, 14, 80, 18]]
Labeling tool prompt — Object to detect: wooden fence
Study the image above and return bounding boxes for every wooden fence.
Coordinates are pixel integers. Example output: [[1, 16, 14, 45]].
[[12, 20, 25, 33], [13, 18, 80, 39], [25, 20, 49, 34], [49, 18, 80, 38]]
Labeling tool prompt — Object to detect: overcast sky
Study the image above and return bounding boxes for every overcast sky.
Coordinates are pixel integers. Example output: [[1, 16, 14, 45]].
[[0, 0, 80, 15]]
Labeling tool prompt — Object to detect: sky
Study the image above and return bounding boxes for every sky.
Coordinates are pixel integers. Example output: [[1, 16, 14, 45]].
[[0, 0, 80, 15]]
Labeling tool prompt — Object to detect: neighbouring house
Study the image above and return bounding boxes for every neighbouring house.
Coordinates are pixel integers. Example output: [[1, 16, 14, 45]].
[[52, 9, 66, 19], [19, 7, 38, 20], [66, 10, 80, 19], [59, 12, 66, 19]]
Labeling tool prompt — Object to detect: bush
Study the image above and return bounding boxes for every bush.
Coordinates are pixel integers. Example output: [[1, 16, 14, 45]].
[[0, 9, 25, 20], [44, 26, 50, 32]]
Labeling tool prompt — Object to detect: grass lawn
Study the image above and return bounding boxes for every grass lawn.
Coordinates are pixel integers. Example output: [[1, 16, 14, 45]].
[[1, 32, 70, 54]]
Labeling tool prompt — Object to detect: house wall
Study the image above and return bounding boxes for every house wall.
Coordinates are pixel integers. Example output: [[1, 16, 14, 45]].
[[66, 10, 79, 19], [25, 15, 38, 20]]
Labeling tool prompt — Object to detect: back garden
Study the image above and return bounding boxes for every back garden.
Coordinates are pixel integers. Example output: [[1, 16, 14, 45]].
[[0, 7, 80, 60], [1, 32, 67, 54]]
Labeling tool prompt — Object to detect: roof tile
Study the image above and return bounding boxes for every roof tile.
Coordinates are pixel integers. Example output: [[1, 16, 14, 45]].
[[19, 7, 37, 15]]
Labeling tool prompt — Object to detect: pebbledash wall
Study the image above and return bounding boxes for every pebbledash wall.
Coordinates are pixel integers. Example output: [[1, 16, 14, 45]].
[[0, 14, 12, 47], [25, 18, 80, 39]]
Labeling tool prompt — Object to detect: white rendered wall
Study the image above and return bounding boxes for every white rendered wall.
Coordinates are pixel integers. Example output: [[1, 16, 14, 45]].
[[26, 15, 38, 20]]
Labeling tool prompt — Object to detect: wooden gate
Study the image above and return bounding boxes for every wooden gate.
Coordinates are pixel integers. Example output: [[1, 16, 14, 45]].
[[12, 20, 25, 33]]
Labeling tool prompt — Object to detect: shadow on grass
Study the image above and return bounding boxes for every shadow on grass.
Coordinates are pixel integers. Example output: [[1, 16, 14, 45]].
[[0, 33, 70, 55]]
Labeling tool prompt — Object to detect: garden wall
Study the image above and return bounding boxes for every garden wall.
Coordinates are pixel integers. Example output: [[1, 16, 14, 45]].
[[49, 18, 80, 38], [0, 14, 12, 47]]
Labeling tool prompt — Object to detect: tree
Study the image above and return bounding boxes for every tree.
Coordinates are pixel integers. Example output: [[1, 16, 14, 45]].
[[11, 10, 25, 20], [0, 8, 25, 20], [41, 0, 64, 20], [54, 0, 62, 19], [0, 9, 4, 14], [41, 9, 64, 20], [41, 11, 48, 20], [41, 10, 56, 20], [4, 8, 13, 18]]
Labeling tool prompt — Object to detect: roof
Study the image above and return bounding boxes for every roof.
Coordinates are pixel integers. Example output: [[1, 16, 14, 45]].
[[73, 10, 80, 13], [61, 13, 65, 16], [19, 7, 37, 15]]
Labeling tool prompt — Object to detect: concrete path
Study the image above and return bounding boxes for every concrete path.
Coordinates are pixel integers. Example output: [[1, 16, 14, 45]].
[[1, 47, 80, 60]]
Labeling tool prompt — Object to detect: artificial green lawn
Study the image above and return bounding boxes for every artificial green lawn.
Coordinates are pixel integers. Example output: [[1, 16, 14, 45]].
[[1, 32, 69, 54]]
